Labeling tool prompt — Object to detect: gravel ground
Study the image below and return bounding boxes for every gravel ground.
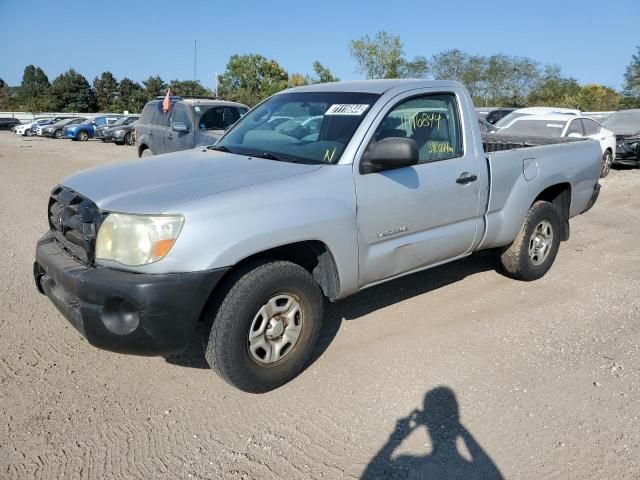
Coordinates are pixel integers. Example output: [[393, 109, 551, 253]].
[[1, 132, 639, 480]]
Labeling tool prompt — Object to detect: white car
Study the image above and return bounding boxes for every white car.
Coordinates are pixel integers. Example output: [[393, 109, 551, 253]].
[[495, 107, 580, 129], [498, 114, 616, 177], [14, 118, 53, 136]]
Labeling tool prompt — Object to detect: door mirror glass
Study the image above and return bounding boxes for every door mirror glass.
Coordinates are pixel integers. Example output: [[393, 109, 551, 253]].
[[172, 121, 189, 133], [362, 137, 419, 174]]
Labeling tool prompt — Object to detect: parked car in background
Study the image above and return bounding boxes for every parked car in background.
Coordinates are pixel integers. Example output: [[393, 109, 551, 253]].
[[498, 115, 616, 177], [136, 96, 248, 157], [616, 133, 640, 166], [478, 118, 498, 133], [41, 118, 87, 139], [486, 108, 516, 125], [14, 118, 53, 136], [64, 116, 121, 141], [601, 110, 640, 166], [0, 117, 21, 130], [34, 116, 75, 136], [95, 115, 139, 142], [495, 107, 580, 129], [99, 116, 139, 145]]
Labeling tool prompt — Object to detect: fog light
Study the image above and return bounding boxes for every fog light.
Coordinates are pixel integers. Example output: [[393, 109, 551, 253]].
[[102, 298, 139, 335]]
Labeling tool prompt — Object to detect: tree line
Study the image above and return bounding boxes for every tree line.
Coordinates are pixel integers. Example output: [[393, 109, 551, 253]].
[[1, 31, 639, 113]]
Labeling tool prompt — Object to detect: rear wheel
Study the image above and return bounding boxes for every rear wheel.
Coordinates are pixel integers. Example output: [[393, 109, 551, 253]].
[[500, 201, 562, 281], [54, 129, 63, 139], [77, 130, 89, 142], [204, 260, 323, 393], [600, 150, 613, 178]]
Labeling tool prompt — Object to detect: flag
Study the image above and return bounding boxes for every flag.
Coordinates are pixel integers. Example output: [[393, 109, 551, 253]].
[[162, 88, 171, 113]]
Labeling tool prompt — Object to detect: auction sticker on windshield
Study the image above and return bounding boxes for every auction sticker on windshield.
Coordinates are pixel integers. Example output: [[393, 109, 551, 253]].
[[325, 104, 369, 116]]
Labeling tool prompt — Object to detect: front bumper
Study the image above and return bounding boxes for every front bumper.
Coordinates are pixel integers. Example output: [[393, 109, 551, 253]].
[[34, 232, 228, 355]]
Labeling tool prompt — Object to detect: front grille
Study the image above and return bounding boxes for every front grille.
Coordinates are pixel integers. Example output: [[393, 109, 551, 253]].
[[48, 185, 102, 265]]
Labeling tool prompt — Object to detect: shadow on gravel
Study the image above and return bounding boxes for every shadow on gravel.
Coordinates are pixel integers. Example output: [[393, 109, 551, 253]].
[[166, 252, 500, 370], [361, 386, 504, 480]]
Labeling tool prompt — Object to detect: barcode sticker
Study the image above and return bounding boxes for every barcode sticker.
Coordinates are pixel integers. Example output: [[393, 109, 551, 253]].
[[325, 104, 369, 116]]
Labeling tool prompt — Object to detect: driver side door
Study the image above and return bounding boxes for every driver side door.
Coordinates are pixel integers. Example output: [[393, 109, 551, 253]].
[[354, 90, 484, 287], [166, 104, 194, 153]]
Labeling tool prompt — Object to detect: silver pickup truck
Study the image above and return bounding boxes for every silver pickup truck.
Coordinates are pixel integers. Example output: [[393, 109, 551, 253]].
[[34, 80, 601, 392]]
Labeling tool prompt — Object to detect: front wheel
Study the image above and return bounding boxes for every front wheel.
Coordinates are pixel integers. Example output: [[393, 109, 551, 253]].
[[124, 132, 133, 145], [500, 201, 562, 281], [77, 130, 89, 141], [140, 148, 152, 157], [600, 150, 613, 178], [54, 129, 63, 139], [205, 260, 323, 393]]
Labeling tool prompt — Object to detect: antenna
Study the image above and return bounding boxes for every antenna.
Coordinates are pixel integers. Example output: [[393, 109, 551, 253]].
[[194, 40, 197, 82]]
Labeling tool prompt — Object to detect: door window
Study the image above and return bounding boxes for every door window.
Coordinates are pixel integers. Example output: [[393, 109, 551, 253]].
[[566, 119, 584, 136], [371, 94, 463, 163], [581, 119, 600, 136], [170, 105, 191, 129], [198, 106, 244, 130]]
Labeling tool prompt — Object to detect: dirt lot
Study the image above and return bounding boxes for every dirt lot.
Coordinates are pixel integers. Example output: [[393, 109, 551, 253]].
[[0, 131, 639, 479]]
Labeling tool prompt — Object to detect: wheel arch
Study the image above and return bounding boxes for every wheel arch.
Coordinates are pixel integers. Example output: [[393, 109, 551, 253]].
[[533, 182, 571, 241], [210, 240, 341, 303]]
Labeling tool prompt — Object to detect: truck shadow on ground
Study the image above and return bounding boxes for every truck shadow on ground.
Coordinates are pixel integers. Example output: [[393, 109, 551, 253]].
[[361, 386, 504, 480], [165, 252, 501, 370]]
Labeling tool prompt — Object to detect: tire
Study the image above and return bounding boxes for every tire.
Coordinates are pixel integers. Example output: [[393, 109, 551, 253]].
[[140, 148, 153, 157], [77, 130, 89, 142], [25, 129, 33, 137], [54, 129, 63, 139], [124, 132, 133, 146], [600, 150, 613, 178], [101, 138, 107, 142], [204, 260, 323, 393], [500, 201, 562, 281]]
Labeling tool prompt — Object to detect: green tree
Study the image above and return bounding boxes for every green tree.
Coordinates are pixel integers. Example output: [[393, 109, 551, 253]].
[[349, 31, 427, 79], [0, 78, 17, 110], [289, 73, 309, 87], [142, 75, 167, 99], [312, 61, 339, 83], [18, 65, 51, 111], [168, 80, 213, 97], [49, 69, 96, 112], [217, 54, 289, 106], [430, 49, 485, 99], [504, 56, 540, 106], [93, 71, 119, 111], [114, 78, 145, 113], [570, 84, 621, 111], [622, 46, 640, 107], [527, 65, 581, 107]]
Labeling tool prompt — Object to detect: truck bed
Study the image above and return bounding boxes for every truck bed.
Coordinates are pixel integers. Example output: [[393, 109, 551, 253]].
[[482, 133, 584, 153]]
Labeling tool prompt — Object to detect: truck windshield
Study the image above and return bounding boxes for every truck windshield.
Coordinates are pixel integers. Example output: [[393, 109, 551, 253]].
[[216, 92, 380, 164], [500, 119, 567, 137]]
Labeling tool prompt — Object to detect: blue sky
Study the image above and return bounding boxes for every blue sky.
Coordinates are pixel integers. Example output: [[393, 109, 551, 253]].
[[0, 0, 637, 90]]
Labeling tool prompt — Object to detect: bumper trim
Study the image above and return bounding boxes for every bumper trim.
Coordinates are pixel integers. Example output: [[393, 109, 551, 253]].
[[35, 232, 229, 355]]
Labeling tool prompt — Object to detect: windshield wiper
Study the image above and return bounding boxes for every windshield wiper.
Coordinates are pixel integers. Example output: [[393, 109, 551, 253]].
[[245, 151, 323, 164], [207, 145, 232, 153]]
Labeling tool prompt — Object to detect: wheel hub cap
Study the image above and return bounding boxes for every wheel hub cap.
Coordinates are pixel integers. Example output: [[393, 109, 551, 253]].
[[248, 294, 303, 364], [528, 220, 553, 265]]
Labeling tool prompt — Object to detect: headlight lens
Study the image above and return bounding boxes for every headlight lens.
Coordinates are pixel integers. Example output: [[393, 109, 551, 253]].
[[95, 213, 184, 266]]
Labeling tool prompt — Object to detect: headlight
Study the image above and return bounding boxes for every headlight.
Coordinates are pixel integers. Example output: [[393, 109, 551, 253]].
[[95, 213, 184, 266], [112, 129, 125, 135]]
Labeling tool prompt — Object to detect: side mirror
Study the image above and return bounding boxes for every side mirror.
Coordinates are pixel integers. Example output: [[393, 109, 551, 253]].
[[172, 122, 189, 133], [568, 132, 582, 138], [361, 137, 419, 174]]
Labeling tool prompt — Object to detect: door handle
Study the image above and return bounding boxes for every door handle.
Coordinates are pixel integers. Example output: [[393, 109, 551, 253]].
[[456, 173, 477, 184]]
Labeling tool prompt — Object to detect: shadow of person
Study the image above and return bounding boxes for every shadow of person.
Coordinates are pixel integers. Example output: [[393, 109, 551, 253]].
[[362, 387, 504, 480]]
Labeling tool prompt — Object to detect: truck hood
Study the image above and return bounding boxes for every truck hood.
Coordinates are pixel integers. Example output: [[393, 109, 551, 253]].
[[61, 149, 323, 213]]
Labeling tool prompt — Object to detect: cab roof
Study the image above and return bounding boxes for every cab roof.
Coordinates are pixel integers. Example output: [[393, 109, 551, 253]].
[[285, 79, 463, 95]]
